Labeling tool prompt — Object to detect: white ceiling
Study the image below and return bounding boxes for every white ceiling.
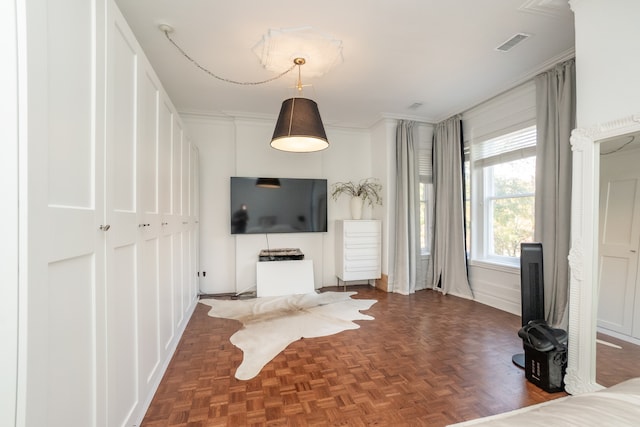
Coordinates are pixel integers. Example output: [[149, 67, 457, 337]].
[[114, 0, 575, 128]]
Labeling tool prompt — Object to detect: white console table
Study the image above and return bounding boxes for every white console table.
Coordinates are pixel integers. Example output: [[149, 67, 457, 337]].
[[256, 259, 315, 297]]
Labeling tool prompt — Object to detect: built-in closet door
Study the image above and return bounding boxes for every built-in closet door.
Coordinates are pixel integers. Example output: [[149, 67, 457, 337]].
[[598, 148, 640, 339], [104, 5, 141, 424], [190, 144, 201, 299], [21, 1, 199, 425], [32, 0, 104, 425], [158, 99, 176, 351], [137, 66, 162, 394]]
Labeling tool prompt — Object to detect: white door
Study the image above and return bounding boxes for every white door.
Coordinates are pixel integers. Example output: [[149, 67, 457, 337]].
[[104, 8, 140, 425], [137, 67, 162, 391], [191, 144, 201, 298], [158, 99, 176, 350], [34, 1, 102, 426], [598, 148, 640, 336]]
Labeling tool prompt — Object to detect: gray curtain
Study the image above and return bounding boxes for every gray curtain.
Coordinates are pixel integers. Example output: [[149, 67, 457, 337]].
[[392, 120, 419, 295], [534, 58, 576, 328], [428, 115, 473, 299]]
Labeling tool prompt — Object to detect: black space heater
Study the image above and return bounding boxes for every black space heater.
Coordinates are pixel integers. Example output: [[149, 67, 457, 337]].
[[513, 242, 545, 368]]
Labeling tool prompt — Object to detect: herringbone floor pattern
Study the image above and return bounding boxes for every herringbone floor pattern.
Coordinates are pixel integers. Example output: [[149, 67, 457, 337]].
[[142, 287, 566, 426]]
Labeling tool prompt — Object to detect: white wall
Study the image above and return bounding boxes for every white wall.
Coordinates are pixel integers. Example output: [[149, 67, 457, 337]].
[[572, 0, 640, 127], [369, 119, 396, 281], [183, 115, 237, 294], [184, 114, 375, 295]]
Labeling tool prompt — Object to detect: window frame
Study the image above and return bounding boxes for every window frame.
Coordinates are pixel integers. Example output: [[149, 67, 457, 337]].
[[419, 178, 433, 257], [471, 124, 537, 267], [417, 125, 433, 258]]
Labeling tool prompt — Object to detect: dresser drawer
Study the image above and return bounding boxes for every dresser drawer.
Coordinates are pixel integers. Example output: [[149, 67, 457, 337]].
[[335, 219, 381, 282]]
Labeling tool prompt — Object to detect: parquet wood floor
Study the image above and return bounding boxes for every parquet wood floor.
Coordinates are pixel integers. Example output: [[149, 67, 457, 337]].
[[597, 332, 640, 387], [142, 286, 567, 427]]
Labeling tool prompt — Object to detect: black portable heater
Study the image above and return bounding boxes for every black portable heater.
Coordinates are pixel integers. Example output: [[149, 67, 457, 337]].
[[519, 320, 567, 392]]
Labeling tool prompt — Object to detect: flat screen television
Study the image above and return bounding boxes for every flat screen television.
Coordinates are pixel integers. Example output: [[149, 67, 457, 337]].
[[230, 177, 328, 234]]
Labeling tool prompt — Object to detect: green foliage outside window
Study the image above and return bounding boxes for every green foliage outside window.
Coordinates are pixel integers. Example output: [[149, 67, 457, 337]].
[[488, 157, 535, 258]]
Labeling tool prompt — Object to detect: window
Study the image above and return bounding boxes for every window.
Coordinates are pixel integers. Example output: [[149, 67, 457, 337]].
[[419, 134, 433, 256], [472, 125, 536, 265], [464, 146, 471, 256], [419, 179, 433, 255]]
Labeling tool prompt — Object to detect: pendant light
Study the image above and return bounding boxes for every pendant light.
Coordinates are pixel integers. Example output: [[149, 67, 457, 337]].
[[160, 27, 333, 153], [270, 58, 329, 152]]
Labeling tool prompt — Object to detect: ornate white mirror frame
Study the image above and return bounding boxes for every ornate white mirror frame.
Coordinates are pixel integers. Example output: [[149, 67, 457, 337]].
[[565, 113, 640, 395]]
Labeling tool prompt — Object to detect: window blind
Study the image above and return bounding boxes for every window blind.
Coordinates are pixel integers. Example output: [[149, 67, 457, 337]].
[[474, 125, 536, 167], [418, 136, 433, 182]]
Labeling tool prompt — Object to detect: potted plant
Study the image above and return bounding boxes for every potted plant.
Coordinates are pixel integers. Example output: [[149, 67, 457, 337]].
[[331, 178, 382, 219]]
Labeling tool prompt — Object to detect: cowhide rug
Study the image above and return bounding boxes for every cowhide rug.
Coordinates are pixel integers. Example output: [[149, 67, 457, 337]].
[[199, 291, 377, 380]]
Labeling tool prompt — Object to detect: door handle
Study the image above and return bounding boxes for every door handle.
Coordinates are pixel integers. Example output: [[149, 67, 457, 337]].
[[99, 224, 111, 231]]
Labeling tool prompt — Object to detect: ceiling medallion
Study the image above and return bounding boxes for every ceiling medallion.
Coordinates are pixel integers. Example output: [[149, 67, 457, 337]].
[[253, 26, 343, 78]]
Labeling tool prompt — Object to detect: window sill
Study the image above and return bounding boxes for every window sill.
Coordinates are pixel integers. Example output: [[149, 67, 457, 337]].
[[468, 259, 519, 274]]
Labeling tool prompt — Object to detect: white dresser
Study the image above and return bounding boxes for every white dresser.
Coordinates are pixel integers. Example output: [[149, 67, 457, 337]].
[[335, 220, 381, 285]]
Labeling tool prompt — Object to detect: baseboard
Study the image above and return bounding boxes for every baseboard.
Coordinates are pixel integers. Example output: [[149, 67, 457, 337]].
[[472, 290, 520, 316], [130, 296, 199, 426], [597, 327, 640, 346]]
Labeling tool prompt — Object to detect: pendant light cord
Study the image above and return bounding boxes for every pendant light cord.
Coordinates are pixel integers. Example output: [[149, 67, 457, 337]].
[[162, 29, 296, 85]]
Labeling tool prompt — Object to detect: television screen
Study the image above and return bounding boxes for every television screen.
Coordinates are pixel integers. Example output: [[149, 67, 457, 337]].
[[230, 177, 328, 234]]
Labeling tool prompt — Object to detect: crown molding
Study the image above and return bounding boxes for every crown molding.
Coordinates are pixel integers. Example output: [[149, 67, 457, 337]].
[[437, 47, 575, 123]]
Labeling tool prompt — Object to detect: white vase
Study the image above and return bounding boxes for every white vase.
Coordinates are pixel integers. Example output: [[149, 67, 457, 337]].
[[350, 196, 363, 220]]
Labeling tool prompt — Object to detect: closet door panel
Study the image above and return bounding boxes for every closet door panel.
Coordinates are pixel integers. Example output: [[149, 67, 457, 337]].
[[47, 1, 93, 208], [140, 237, 160, 382], [172, 119, 183, 216], [110, 26, 136, 213], [182, 229, 193, 314], [40, 0, 100, 425], [182, 135, 190, 216], [47, 255, 95, 426], [173, 232, 185, 329], [139, 71, 159, 215], [159, 234, 175, 349], [137, 69, 161, 387], [158, 102, 173, 217], [190, 146, 200, 299], [105, 11, 140, 426], [106, 243, 138, 425], [171, 117, 184, 328]]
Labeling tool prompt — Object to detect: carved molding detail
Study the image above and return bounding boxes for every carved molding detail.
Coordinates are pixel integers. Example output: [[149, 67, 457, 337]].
[[582, 114, 640, 141], [566, 113, 640, 395], [567, 243, 583, 281], [570, 129, 591, 152], [565, 368, 605, 395]]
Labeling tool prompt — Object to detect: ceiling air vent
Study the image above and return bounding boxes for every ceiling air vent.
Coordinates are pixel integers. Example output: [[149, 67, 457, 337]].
[[495, 33, 531, 52]]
